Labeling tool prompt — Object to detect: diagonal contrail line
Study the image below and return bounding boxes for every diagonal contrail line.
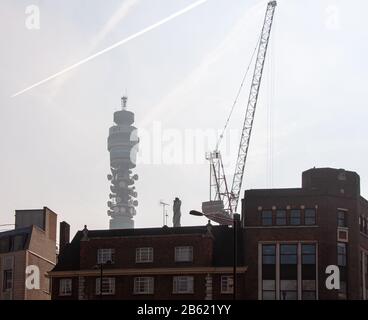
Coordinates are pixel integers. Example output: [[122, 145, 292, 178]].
[[11, 0, 209, 98]]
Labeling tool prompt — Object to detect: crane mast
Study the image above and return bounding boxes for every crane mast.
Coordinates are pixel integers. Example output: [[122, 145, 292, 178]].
[[202, 1, 277, 223], [230, 0, 277, 213]]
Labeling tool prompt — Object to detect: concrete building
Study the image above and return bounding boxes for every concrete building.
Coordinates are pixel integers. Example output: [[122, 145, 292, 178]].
[[107, 96, 139, 230], [242, 167, 368, 300], [49, 224, 246, 300], [0, 207, 58, 300]]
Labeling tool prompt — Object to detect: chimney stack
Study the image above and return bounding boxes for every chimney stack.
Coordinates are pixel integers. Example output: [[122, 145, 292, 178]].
[[59, 221, 70, 253]]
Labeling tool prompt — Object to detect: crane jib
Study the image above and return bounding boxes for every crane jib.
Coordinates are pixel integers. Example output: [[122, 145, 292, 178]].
[[203, 1, 277, 223]]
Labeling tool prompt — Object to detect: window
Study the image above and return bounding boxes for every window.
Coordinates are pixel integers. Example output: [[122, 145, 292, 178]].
[[337, 243, 348, 299], [280, 244, 297, 264], [175, 246, 193, 262], [262, 244, 276, 300], [261, 210, 273, 226], [12, 235, 26, 251], [136, 247, 153, 263], [280, 244, 298, 300], [338, 281, 347, 299], [261, 242, 317, 300], [59, 279, 72, 296], [360, 216, 367, 233], [302, 244, 316, 265], [96, 278, 115, 295], [97, 248, 115, 264], [221, 276, 233, 294], [337, 243, 347, 266], [305, 209, 316, 225], [302, 280, 316, 300], [3, 270, 13, 291], [173, 276, 194, 294], [262, 280, 276, 300], [134, 277, 154, 294], [0, 237, 10, 254], [337, 210, 347, 228], [280, 280, 297, 300], [262, 244, 276, 264], [290, 210, 301, 225], [276, 210, 286, 226], [302, 244, 316, 300]]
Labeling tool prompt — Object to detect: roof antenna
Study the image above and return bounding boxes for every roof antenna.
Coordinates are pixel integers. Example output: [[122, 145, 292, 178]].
[[121, 96, 128, 110]]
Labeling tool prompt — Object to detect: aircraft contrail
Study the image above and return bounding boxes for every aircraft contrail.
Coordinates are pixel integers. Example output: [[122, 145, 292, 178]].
[[11, 0, 209, 98]]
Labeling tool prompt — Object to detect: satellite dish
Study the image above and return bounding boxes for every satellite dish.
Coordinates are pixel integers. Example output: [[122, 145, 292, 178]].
[[107, 174, 113, 181]]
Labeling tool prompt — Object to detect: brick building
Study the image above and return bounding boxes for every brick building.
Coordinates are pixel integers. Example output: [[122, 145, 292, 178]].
[[0, 207, 58, 300], [49, 224, 246, 300], [242, 167, 368, 300], [49, 167, 368, 300]]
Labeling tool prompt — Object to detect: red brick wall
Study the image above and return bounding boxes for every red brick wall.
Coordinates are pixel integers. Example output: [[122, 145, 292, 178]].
[[80, 234, 213, 269], [242, 187, 363, 300]]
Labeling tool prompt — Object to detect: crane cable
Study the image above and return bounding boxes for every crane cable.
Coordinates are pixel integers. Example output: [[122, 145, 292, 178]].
[[215, 35, 261, 151]]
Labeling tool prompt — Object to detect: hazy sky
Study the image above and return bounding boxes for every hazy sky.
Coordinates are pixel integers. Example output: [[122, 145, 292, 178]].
[[1, 0, 367, 239]]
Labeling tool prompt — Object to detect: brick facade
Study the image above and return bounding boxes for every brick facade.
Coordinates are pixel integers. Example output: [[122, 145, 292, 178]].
[[242, 168, 368, 300]]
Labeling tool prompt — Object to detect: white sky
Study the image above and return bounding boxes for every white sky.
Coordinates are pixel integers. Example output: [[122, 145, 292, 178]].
[[1, 0, 367, 238]]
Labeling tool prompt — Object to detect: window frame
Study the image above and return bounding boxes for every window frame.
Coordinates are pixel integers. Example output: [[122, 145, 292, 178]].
[[337, 210, 348, 228], [337, 242, 347, 267], [261, 210, 273, 226], [175, 246, 193, 262], [280, 244, 298, 265], [276, 210, 287, 226], [304, 209, 316, 225], [97, 248, 115, 265], [220, 275, 234, 294], [134, 277, 154, 295], [173, 276, 194, 294], [290, 209, 301, 225], [136, 247, 154, 263], [59, 278, 72, 296], [95, 277, 116, 296]]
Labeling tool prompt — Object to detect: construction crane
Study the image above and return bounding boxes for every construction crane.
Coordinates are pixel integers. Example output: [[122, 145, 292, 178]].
[[202, 1, 277, 224]]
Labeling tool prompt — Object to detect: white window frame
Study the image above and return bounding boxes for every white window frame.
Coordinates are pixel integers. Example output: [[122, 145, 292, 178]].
[[97, 248, 115, 264], [95, 277, 115, 295], [221, 275, 234, 294], [136, 247, 153, 263], [59, 278, 72, 296], [134, 277, 154, 294], [173, 276, 194, 294], [258, 241, 318, 300], [175, 246, 193, 262]]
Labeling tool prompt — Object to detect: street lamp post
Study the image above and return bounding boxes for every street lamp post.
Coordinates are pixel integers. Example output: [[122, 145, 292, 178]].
[[189, 210, 240, 301], [232, 213, 240, 300], [94, 260, 112, 300], [99, 263, 103, 300]]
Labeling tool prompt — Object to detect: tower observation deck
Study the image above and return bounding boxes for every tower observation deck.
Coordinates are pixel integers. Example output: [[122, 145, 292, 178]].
[[107, 96, 139, 229]]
